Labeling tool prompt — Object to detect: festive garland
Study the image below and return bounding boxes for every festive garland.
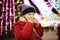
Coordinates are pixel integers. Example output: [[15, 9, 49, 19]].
[[0, 0, 5, 35], [5, 0, 9, 34], [13, 0, 16, 23], [9, 0, 13, 31], [0, 0, 16, 35], [0, 0, 20, 37]]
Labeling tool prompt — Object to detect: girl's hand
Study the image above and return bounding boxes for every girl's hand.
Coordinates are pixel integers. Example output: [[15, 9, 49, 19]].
[[31, 17, 38, 24], [19, 17, 26, 22], [27, 18, 34, 23]]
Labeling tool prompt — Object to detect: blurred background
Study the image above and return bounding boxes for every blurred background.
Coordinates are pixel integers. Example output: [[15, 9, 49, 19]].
[[0, 0, 60, 40]]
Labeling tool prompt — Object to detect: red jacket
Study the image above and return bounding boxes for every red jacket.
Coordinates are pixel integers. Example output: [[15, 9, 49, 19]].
[[14, 21, 43, 40], [57, 24, 60, 36]]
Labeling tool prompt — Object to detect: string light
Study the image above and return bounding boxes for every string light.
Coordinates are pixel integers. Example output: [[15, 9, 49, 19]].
[[9, 0, 13, 30], [0, 0, 16, 35], [0, 0, 5, 35], [5, 0, 8, 34], [13, 0, 16, 23]]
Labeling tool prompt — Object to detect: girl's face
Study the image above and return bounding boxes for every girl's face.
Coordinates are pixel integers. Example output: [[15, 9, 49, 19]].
[[24, 12, 35, 19]]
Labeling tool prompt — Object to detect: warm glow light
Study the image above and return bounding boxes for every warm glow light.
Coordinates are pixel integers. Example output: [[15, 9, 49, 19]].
[[23, 0, 60, 27], [23, 0, 60, 21], [57, 14, 60, 17]]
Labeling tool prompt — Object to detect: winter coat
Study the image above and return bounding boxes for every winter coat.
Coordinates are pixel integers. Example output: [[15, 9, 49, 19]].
[[14, 21, 43, 40]]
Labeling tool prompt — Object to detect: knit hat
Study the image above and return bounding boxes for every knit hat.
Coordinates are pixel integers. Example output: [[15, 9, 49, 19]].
[[17, 4, 36, 15]]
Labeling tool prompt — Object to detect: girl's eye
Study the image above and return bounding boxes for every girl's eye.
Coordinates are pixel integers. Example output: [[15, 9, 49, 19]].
[[32, 14, 34, 15], [28, 14, 31, 15]]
